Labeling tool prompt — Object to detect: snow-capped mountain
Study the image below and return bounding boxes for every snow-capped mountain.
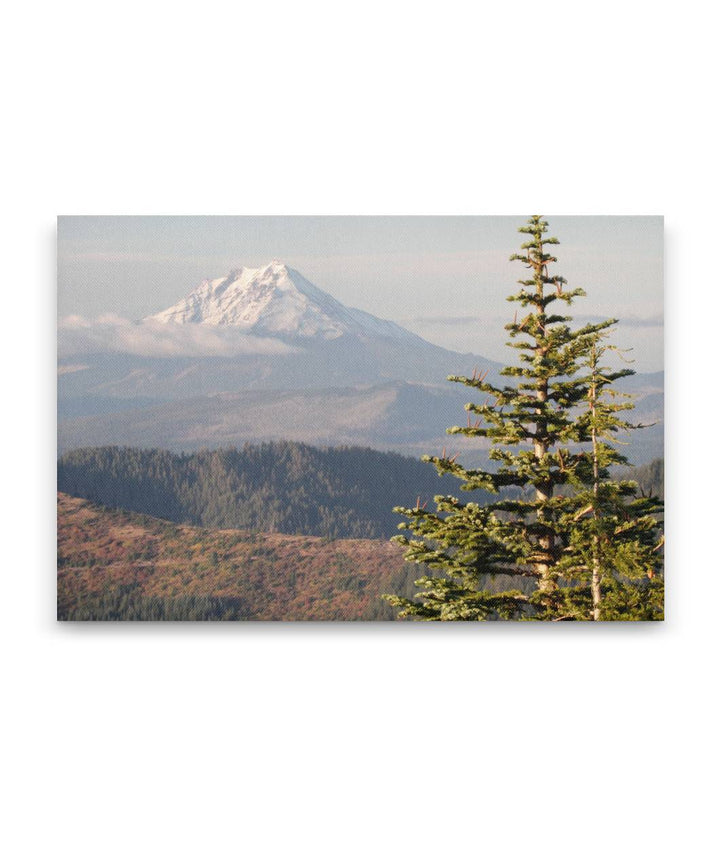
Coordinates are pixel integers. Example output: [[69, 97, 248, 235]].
[[145, 261, 421, 344], [58, 259, 663, 462], [60, 260, 503, 405]]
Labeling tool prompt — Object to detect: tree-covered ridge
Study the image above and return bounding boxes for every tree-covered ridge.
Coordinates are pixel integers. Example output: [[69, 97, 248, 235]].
[[57, 492, 421, 621], [58, 442, 479, 540], [621, 458, 663, 498], [386, 216, 664, 621]]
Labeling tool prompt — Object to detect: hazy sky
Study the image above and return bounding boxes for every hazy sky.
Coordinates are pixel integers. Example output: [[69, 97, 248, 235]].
[[58, 215, 663, 372]]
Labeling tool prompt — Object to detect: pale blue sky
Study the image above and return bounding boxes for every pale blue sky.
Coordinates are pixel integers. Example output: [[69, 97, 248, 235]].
[[58, 215, 663, 372]]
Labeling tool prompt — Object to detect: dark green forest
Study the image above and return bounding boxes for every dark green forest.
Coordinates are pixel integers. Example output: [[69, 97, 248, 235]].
[[58, 442, 662, 546], [57, 442, 483, 539]]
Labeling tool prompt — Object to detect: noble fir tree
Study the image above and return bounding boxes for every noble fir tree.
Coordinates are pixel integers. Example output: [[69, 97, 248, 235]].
[[553, 336, 664, 619], [383, 215, 664, 621]]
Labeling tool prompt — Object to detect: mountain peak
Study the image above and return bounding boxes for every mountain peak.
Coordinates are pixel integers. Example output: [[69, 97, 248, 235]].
[[145, 264, 423, 345]]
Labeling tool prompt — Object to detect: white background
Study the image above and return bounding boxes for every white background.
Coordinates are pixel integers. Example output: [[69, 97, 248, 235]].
[[2, 2, 716, 854]]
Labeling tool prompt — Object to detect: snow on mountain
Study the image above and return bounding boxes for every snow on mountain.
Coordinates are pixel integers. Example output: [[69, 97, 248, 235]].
[[145, 261, 422, 344]]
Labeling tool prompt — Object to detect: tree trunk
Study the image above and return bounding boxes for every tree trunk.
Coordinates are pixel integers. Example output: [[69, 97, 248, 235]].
[[590, 354, 602, 620], [533, 248, 554, 594], [591, 537, 601, 621]]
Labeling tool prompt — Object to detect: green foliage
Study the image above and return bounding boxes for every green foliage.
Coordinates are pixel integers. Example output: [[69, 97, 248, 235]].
[[58, 442, 484, 540], [549, 336, 664, 619], [384, 216, 664, 621]]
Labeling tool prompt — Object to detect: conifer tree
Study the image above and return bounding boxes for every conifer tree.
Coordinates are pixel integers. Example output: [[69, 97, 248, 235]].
[[554, 336, 664, 619], [383, 215, 663, 620]]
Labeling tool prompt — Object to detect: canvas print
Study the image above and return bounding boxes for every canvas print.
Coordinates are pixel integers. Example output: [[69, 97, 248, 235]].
[[57, 215, 664, 621]]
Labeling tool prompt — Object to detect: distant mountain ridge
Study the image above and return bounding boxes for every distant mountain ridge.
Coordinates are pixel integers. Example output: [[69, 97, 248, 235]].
[[57, 382, 474, 456], [57, 368, 664, 464]]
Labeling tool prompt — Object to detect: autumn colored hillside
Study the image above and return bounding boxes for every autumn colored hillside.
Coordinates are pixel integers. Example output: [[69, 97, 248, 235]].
[[57, 492, 417, 620]]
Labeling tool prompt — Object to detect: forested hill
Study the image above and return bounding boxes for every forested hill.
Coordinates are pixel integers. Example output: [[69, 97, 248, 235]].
[[57, 443, 470, 539], [621, 458, 664, 498]]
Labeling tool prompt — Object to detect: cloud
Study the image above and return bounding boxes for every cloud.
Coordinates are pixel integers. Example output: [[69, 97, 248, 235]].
[[618, 315, 664, 329], [573, 313, 664, 329], [404, 311, 664, 330], [401, 314, 486, 327], [58, 315, 298, 358], [57, 363, 90, 376]]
